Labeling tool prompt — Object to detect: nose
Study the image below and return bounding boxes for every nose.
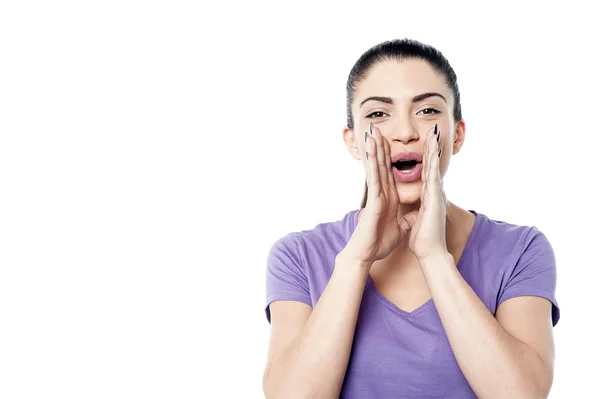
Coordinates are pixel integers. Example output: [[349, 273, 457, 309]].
[[385, 118, 420, 144]]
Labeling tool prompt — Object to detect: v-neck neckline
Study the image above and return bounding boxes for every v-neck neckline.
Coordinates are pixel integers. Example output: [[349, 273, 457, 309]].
[[350, 208, 482, 317]]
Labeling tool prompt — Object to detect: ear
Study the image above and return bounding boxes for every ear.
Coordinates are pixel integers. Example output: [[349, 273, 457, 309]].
[[343, 125, 362, 161], [451, 119, 466, 155]]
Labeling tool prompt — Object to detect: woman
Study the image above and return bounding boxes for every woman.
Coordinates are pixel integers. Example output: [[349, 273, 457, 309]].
[[262, 39, 559, 398]]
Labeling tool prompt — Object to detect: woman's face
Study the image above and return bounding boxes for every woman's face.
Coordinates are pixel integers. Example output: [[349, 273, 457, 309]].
[[344, 58, 465, 204]]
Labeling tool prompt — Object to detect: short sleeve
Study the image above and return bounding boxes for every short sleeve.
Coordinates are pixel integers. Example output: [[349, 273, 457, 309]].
[[264, 232, 312, 324], [498, 227, 560, 326]]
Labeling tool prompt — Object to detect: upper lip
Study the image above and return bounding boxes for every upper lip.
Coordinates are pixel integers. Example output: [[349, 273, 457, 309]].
[[391, 152, 422, 163]]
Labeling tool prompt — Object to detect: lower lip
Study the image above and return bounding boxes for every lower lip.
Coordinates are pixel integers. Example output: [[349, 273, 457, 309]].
[[393, 163, 423, 183]]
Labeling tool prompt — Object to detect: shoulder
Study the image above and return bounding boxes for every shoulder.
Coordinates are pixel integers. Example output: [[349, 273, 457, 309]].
[[475, 211, 556, 272], [264, 209, 361, 321], [463, 211, 558, 316], [266, 208, 359, 285], [470, 210, 559, 323], [471, 211, 551, 260], [272, 208, 360, 255]]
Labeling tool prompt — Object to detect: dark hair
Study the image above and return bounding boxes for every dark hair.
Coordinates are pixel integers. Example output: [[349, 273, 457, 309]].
[[346, 39, 463, 209]]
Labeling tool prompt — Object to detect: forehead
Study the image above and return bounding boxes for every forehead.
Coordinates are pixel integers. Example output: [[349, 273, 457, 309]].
[[354, 58, 449, 104]]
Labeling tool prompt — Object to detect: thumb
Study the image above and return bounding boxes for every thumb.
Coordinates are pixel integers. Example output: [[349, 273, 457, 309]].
[[398, 210, 419, 236]]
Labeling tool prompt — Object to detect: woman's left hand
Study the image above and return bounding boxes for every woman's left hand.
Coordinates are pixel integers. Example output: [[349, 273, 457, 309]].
[[408, 123, 450, 261]]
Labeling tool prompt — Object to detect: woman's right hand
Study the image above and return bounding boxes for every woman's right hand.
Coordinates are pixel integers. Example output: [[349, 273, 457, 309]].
[[341, 124, 418, 266]]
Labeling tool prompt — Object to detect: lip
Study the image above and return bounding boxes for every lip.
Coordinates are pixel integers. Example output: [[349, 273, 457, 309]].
[[391, 152, 422, 163], [392, 162, 422, 183], [391, 151, 423, 183]]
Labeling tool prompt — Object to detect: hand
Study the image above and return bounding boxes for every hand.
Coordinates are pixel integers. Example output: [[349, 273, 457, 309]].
[[341, 123, 418, 266], [407, 123, 449, 261]]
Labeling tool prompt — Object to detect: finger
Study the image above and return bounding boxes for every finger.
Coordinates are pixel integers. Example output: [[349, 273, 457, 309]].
[[437, 130, 443, 163], [441, 182, 449, 208], [421, 132, 428, 184], [421, 126, 439, 207], [383, 135, 395, 188], [365, 131, 381, 202], [399, 209, 418, 235], [436, 125, 441, 163], [427, 141, 440, 198], [429, 125, 440, 183], [421, 126, 435, 185], [428, 124, 441, 182], [422, 153, 438, 212], [420, 174, 427, 205], [423, 128, 436, 184], [433, 126, 442, 187], [370, 123, 389, 186], [420, 149, 429, 202]]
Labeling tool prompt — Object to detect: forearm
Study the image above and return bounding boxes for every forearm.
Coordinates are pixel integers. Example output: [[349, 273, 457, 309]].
[[420, 252, 550, 399], [264, 252, 371, 399]]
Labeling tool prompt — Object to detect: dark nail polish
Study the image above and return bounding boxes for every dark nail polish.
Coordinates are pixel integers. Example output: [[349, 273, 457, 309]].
[[438, 148, 442, 158], [437, 131, 440, 143], [366, 151, 369, 160], [434, 123, 438, 136], [370, 122, 373, 135], [365, 131, 368, 142]]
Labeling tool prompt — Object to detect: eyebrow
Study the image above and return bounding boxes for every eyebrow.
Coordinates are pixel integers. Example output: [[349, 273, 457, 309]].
[[358, 92, 447, 108]]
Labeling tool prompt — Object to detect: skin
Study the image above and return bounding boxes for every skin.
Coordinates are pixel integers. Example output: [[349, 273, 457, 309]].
[[343, 58, 468, 242], [343, 58, 475, 311], [342, 58, 555, 398], [262, 58, 555, 399]]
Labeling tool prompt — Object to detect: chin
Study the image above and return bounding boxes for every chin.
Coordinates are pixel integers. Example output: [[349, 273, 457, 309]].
[[396, 185, 422, 204]]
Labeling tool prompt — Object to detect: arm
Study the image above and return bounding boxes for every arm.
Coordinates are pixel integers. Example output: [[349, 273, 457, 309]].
[[262, 252, 371, 399], [419, 251, 554, 399]]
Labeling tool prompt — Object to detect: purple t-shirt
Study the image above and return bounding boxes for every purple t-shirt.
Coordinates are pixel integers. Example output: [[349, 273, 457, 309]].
[[264, 208, 560, 398]]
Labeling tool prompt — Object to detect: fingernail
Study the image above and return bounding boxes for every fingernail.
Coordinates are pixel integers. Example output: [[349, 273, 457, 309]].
[[365, 131, 368, 142], [437, 130, 441, 143], [438, 148, 443, 158], [434, 123, 438, 136], [366, 151, 369, 160], [370, 122, 373, 135]]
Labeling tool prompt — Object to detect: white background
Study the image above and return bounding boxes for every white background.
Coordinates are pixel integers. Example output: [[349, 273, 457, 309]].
[[1, 1, 598, 398]]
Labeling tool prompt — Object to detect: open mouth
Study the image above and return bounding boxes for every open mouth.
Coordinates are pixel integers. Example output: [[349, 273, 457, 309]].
[[393, 160, 421, 172]]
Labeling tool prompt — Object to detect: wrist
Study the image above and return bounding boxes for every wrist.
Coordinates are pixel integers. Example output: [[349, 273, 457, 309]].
[[335, 251, 373, 272], [417, 248, 453, 267]]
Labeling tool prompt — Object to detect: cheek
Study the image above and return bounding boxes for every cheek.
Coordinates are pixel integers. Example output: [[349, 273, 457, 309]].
[[439, 154, 449, 177], [357, 132, 367, 152], [440, 121, 451, 139]]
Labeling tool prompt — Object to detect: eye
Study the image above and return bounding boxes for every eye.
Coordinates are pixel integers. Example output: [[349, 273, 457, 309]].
[[417, 108, 441, 116], [366, 111, 388, 119]]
